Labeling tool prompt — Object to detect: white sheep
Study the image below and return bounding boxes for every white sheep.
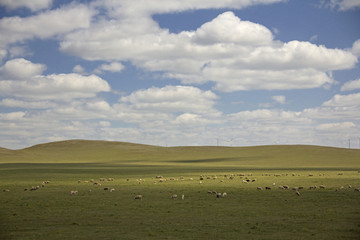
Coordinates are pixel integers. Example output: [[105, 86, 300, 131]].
[[171, 194, 178, 199], [182, 194, 185, 200], [70, 190, 78, 195], [110, 188, 115, 192], [222, 192, 227, 197], [134, 195, 143, 200], [296, 191, 300, 196], [257, 187, 263, 190], [216, 193, 222, 198]]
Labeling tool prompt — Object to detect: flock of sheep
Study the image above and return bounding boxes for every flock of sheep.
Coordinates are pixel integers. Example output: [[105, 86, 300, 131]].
[[64, 171, 360, 200], [3, 172, 359, 198]]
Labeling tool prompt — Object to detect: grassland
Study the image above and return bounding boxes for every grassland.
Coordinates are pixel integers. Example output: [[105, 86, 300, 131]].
[[0, 140, 360, 239]]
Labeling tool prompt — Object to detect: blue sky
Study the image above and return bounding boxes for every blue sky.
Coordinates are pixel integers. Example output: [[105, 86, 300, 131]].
[[0, 0, 360, 149]]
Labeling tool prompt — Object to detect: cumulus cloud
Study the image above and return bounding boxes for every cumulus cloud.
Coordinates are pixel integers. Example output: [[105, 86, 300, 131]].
[[0, 58, 110, 100], [0, 0, 52, 11], [95, 62, 125, 74], [352, 39, 360, 57], [0, 58, 46, 79], [341, 78, 360, 91], [72, 65, 85, 74], [322, 92, 360, 107], [0, 73, 111, 100], [120, 85, 218, 114], [272, 95, 286, 104], [322, 0, 360, 11], [0, 98, 56, 109], [0, 3, 94, 47], [316, 122, 356, 131], [60, 9, 357, 92], [193, 11, 273, 46]]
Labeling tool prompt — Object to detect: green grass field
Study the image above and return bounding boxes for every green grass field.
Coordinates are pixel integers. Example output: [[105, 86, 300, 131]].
[[1, 140, 360, 239]]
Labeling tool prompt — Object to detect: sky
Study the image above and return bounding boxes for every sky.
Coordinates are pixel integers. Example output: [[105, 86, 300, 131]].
[[0, 0, 360, 149]]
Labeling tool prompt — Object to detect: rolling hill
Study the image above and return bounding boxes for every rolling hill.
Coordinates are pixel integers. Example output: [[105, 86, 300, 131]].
[[0, 139, 359, 169]]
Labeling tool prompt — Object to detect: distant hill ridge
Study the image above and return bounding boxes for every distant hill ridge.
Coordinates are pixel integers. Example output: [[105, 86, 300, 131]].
[[0, 139, 359, 169]]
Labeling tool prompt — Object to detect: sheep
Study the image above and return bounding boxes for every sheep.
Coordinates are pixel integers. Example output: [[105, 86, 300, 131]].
[[282, 185, 289, 189], [134, 195, 143, 200], [182, 194, 185, 200], [104, 187, 109, 191], [319, 185, 326, 189], [354, 188, 360, 192], [3, 189, 10, 192], [216, 193, 222, 198], [70, 190, 78, 195], [296, 191, 300, 196], [257, 187, 263, 190], [30, 186, 37, 191], [265, 186, 271, 190], [278, 186, 285, 190], [171, 194, 178, 199], [110, 188, 115, 192], [222, 192, 227, 197]]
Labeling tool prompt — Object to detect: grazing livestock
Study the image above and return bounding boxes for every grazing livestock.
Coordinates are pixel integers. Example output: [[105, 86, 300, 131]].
[[319, 185, 326, 189], [134, 195, 143, 200], [265, 186, 271, 190], [216, 193, 222, 198], [70, 190, 78, 195], [296, 191, 301, 196], [171, 194, 178, 199], [222, 192, 227, 197], [3, 189, 10, 192], [104, 187, 109, 191], [182, 194, 185, 200], [354, 188, 360, 192], [257, 187, 263, 190], [110, 188, 115, 192]]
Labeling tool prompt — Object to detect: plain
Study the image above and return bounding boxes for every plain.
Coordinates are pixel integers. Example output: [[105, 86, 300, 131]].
[[0, 140, 360, 240]]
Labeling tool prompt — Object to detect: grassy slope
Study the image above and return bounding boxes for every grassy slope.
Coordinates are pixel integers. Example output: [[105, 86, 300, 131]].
[[0, 139, 359, 169]]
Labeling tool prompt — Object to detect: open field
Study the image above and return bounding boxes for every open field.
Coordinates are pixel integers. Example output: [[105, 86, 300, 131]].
[[1, 140, 360, 239]]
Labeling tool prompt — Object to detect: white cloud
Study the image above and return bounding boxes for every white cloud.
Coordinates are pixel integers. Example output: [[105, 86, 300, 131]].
[[120, 85, 218, 114], [0, 0, 52, 11], [95, 62, 125, 74], [0, 59, 111, 101], [193, 11, 273, 46], [0, 58, 46, 79], [316, 122, 356, 131], [60, 9, 357, 92], [352, 39, 360, 57], [72, 65, 85, 74], [0, 73, 111, 100], [341, 78, 360, 91], [322, 92, 360, 107], [0, 3, 94, 47], [323, 0, 360, 11], [272, 95, 286, 104], [0, 98, 56, 109]]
